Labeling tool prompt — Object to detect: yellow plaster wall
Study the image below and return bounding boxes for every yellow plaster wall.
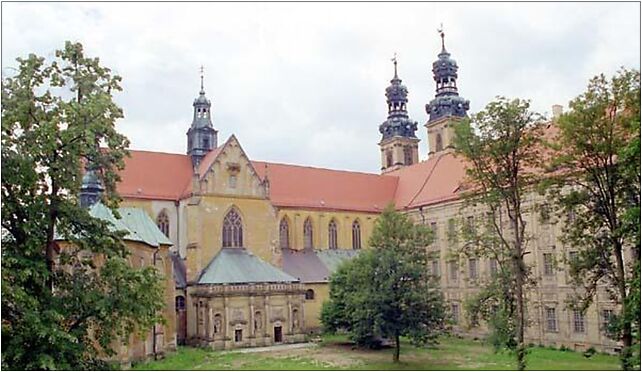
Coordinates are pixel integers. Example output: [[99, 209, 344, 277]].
[[276, 208, 378, 251], [184, 136, 277, 282], [302, 283, 329, 331]]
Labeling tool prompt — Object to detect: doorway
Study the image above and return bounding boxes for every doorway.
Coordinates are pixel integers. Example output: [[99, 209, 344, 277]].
[[274, 326, 283, 343]]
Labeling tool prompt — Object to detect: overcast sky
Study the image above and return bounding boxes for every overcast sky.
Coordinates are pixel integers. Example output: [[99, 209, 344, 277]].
[[2, 2, 640, 173]]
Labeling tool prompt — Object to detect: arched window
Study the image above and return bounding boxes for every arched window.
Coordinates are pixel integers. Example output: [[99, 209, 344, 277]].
[[305, 289, 315, 300], [436, 133, 443, 152], [156, 210, 170, 238], [304, 218, 313, 249], [352, 220, 361, 250], [279, 218, 290, 249], [328, 219, 338, 249], [222, 208, 243, 248], [386, 150, 393, 168]]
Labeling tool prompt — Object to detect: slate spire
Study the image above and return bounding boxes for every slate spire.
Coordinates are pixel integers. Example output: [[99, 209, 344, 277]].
[[425, 27, 470, 122], [187, 66, 218, 168], [379, 55, 418, 141]]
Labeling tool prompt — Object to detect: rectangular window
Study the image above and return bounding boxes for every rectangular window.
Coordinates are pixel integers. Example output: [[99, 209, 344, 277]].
[[229, 174, 237, 189], [573, 310, 586, 333], [489, 259, 498, 275], [543, 253, 554, 276], [466, 216, 475, 234], [431, 260, 440, 277], [602, 309, 614, 334], [449, 261, 458, 281], [568, 251, 578, 265], [468, 258, 478, 279], [234, 329, 243, 342], [447, 218, 457, 242], [430, 222, 438, 240], [451, 303, 460, 324], [545, 307, 557, 332]]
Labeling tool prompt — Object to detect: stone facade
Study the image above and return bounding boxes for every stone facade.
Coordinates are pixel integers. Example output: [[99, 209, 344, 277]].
[[188, 283, 306, 349]]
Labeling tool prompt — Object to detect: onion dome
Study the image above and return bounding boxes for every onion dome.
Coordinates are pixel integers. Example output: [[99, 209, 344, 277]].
[[379, 56, 418, 141], [425, 29, 470, 122], [80, 168, 104, 208]]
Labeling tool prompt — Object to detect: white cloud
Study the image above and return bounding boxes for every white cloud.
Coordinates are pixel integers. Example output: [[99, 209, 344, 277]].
[[2, 2, 639, 173]]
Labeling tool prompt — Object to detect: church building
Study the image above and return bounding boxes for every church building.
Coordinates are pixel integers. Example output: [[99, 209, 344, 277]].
[[115, 32, 622, 354]]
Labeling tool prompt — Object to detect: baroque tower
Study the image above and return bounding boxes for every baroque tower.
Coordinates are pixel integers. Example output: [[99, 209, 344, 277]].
[[378, 56, 419, 173], [187, 67, 218, 168], [425, 28, 469, 158]]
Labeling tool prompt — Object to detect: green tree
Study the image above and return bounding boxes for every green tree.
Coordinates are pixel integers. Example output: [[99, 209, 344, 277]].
[[1, 42, 165, 370], [546, 69, 640, 370], [321, 205, 446, 363], [453, 98, 545, 370]]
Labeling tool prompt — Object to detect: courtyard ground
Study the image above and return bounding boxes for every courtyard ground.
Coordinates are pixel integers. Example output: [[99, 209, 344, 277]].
[[132, 335, 620, 370]]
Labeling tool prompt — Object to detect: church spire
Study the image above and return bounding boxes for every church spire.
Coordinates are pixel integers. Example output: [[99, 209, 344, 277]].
[[80, 166, 104, 208], [187, 66, 218, 168], [424, 26, 470, 158], [425, 27, 470, 122], [378, 54, 419, 173]]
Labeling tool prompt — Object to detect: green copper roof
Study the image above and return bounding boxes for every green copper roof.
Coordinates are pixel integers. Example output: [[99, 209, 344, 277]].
[[55, 203, 171, 248], [198, 248, 298, 285], [315, 249, 360, 273], [119, 208, 172, 247]]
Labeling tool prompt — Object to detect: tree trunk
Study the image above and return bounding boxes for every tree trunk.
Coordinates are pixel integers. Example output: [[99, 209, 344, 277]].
[[614, 241, 634, 370], [512, 212, 527, 371], [393, 334, 400, 363]]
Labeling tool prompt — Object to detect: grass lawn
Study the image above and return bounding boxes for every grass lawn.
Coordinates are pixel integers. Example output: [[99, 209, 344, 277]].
[[132, 335, 620, 370]]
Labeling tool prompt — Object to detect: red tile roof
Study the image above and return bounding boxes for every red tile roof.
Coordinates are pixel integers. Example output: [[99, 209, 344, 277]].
[[118, 150, 193, 200], [116, 146, 469, 212], [389, 151, 467, 209], [252, 161, 398, 213]]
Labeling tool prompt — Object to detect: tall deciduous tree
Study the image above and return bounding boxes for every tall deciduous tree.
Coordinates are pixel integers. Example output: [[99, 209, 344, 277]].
[[321, 205, 446, 363], [1, 42, 165, 369], [547, 69, 640, 370], [453, 98, 545, 370]]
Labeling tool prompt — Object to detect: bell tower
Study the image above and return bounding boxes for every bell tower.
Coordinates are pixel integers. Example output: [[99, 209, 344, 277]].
[[425, 27, 470, 158], [187, 66, 218, 168], [378, 55, 419, 173]]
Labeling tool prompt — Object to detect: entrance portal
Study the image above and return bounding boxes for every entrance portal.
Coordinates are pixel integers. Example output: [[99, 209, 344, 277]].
[[274, 326, 283, 343]]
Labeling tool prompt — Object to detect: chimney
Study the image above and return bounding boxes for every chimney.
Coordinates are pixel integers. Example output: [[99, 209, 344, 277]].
[[552, 104, 563, 120]]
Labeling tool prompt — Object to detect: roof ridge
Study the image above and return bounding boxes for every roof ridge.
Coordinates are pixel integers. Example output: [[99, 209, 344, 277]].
[[253, 160, 397, 178], [127, 148, 190, 156]]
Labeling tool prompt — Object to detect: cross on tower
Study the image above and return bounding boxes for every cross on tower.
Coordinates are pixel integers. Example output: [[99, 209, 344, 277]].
[[437, 23, 445, 51], [391, 52, 398, 78]]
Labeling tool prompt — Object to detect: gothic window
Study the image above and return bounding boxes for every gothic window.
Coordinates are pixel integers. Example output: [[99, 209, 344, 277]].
[[436, 133, 443, 152], [279, 218, 290, 249], [386, 150, 393, 168], [352, 220, 361, 250], [222, 208, 243, 248], [156, 210, 170, 238], [304, 218, 313, 249], [328, 219, 338, 249], [449, 261, 458, 281], [403, 146, 413, 165]]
